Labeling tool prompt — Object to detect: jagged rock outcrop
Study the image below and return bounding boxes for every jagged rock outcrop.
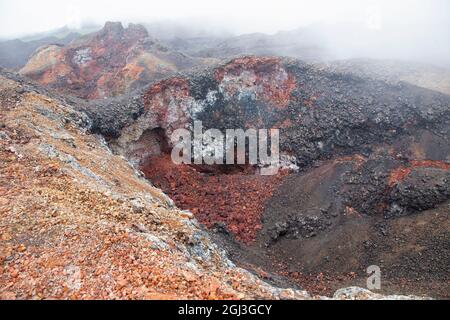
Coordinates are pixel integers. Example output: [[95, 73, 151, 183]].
[[19, 22, 215, 99], [88, 56, 449, 164]]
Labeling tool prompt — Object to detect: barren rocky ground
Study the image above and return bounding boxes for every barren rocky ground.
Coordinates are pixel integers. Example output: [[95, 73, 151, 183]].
[[3, 68, 431, 300], [75, 55, 449, 298], [0, 69, 315, 300], [0, 22, 449, 301]]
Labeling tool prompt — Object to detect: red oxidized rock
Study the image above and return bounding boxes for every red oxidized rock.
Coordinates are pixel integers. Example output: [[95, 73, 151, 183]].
[[140, 154, 288, 244], [20, 22, 207, 99], [215, 56, 296, 109]]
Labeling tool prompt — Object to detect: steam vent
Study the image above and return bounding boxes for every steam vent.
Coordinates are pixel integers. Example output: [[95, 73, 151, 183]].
[[1, 16, 449, 302]]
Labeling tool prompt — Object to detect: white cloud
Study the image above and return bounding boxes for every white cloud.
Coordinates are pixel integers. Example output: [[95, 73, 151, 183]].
[[0, 0, 446, 37], [0, 0, 448, 66]]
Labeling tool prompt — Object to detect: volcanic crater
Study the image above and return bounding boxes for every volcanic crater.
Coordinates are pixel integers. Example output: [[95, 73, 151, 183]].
[[2, 17, 450, 301], [77, 55, 450, 298]]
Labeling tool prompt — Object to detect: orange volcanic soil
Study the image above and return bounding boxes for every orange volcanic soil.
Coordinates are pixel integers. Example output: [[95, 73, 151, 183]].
[[141, 155, 288, 244]]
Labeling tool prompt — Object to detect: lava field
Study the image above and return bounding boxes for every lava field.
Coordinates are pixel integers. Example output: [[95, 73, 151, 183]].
[[80, 55, 449, 297], [1, 20, 449, 300]]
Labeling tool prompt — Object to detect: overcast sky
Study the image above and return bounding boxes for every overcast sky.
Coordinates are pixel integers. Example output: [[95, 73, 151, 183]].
[[0, 0, 449, 66], [0, 0, 448, 37]]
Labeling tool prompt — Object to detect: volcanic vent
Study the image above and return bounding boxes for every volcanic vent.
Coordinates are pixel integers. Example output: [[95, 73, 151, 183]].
[[87, 56, 450, 298]]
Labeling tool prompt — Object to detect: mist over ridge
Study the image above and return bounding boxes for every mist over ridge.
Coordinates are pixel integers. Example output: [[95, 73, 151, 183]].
[[0, 0, 449, 68]]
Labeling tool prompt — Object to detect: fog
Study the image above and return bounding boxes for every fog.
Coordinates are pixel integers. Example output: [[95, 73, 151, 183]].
[[0, 0, 449, 67]]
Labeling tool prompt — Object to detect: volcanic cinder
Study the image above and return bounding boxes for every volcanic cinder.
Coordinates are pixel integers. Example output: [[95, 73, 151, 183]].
[[81, 55, 450, 298], [3, 20, 449, 299]]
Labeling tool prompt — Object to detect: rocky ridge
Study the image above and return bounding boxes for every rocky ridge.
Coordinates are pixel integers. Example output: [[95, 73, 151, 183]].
[[19, 22, 215, 100]]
